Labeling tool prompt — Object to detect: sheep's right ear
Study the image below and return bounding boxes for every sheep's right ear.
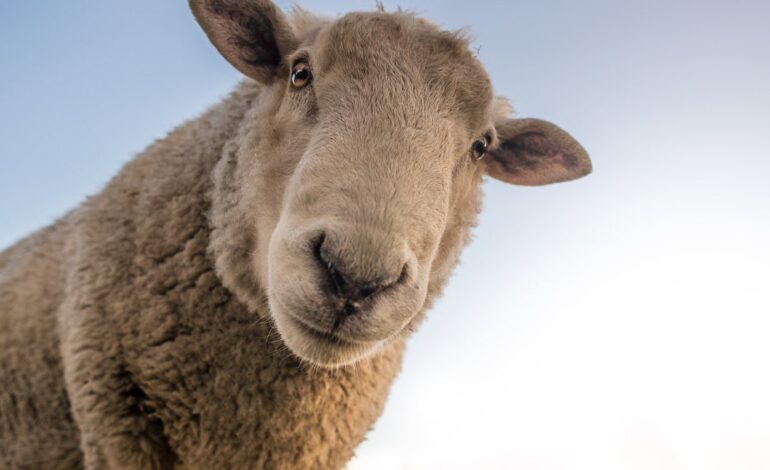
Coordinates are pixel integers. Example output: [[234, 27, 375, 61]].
[[189, 0, 297, 84], [485, 118, 592, 186]]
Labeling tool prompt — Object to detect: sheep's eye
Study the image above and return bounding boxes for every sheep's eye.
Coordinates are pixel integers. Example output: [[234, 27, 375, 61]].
[[291, 62, 312, 88], [471, 136, 489, 160]]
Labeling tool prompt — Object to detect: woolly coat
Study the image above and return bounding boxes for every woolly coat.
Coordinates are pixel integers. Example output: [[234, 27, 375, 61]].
[[0, 83, 432, 469], [0, 5, 592, 466]]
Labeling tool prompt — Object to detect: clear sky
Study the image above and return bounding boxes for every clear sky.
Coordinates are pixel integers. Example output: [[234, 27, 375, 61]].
[[1, 1, 769, 469]]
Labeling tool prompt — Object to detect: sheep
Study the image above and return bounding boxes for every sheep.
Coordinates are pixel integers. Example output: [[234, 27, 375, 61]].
[[0, 1, 592, 468]]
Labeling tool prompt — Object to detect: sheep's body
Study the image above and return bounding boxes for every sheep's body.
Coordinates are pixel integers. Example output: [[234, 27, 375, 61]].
[[0, 224, 83, 467], [1, 2, 593, 467], [0, 84, 406, 469]]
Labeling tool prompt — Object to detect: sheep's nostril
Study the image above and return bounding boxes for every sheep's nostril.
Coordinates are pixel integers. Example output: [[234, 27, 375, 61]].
[[357, 285, 377, 299], [313, 235, 404, 303], [314, 234, 348, 296]]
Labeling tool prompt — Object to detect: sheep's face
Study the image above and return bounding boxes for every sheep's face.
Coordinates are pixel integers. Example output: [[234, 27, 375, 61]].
[[194, 0, 592, 367]]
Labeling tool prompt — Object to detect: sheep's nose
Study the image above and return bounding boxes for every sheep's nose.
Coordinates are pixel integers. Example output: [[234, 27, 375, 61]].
[[313, 234, 405, 305]]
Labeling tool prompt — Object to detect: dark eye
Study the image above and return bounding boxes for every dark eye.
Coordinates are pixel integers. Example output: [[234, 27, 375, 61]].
[[471, 136, 489, 160], [291, 62, 313, 88]]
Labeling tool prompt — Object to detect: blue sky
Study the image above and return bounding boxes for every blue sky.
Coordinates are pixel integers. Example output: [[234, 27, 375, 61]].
[[2, 1, 769, 468]]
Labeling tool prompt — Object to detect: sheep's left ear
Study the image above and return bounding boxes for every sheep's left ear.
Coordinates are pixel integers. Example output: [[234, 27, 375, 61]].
[[485, 118, 592, 186], [189, 0, 297, 84]]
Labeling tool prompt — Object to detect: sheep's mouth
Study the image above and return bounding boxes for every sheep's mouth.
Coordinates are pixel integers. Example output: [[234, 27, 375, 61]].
[[277, 313, 386, 367], [293, 317, 349, 345], [289, 314, 374, 347]]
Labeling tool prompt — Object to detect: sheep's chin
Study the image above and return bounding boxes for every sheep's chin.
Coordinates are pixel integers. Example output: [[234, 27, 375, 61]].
[[270, 308, 386, 368]]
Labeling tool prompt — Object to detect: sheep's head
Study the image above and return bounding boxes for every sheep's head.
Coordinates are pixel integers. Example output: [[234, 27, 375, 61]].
[[193, 0, 592, 367]]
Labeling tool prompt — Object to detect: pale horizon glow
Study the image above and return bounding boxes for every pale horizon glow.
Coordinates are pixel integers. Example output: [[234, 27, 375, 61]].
[[1, 1, 769, 469]]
